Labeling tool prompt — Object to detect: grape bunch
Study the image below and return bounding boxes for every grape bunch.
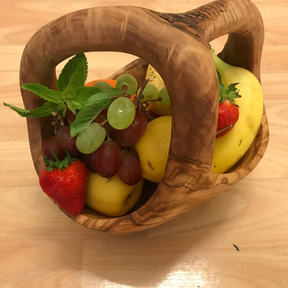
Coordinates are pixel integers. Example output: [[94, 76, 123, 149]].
[[41, 72, 171, 185], [41, 126, 84, 161], [42, 73, 163, 186]]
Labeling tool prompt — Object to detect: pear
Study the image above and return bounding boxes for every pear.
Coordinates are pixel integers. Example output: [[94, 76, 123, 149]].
[[134, 116, 172, 183]]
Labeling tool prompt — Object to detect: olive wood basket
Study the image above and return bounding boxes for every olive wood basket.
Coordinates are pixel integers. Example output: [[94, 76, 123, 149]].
[[20, 0, 269, 234]]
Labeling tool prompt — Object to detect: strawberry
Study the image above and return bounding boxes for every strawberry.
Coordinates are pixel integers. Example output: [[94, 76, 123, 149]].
[[216, 74, 241, 138], [39, 151, 88, 215]]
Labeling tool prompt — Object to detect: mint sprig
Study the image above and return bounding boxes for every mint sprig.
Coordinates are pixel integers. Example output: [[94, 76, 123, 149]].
[[21, 83, 63, 104], [4, 52, 123, 138], [57, 53, 88, 92], [4, 53, 96, 117], [70, 89, 122, 137], [3, 101, 59, 117], [75, 86, 102, 106]]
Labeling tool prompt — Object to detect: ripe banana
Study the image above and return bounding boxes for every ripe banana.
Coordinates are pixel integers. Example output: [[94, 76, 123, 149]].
[[139, 52, 264, 180], [145, 65, 172, 116], [211, 50, 263, 173], [145, 64, 165, 91]]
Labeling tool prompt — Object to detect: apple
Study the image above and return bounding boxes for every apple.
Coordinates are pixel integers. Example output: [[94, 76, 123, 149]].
[[85, 172, 143, 217]]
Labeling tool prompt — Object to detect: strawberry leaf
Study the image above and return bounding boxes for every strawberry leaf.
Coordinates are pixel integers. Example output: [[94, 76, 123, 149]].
[[218, 81, 241, 105], [44, 151, 79, 171], [44, 155, 56, 171], [3, 101, 59, 117], [227, 83, 239, 94], [22, 83, 63, 104], [57, 53, 88, 92]]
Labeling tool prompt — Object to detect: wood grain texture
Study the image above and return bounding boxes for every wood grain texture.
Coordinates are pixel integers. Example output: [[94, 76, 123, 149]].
[[0, 0, 288, 287]]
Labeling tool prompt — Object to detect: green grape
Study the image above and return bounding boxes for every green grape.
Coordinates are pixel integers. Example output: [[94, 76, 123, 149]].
[[92, 81, 113, 90], [76, 122, 106, 154], [158, 87, 171, 106], [107, 97, 135, 130], [137, 83, 158, 102], [115, 74, 137, 96]]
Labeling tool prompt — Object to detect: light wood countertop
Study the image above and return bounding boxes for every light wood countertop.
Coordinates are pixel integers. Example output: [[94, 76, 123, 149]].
[[1, 0, 287, 287]]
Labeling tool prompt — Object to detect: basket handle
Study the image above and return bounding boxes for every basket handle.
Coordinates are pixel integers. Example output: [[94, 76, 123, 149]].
[[153, 0, 264, 77]]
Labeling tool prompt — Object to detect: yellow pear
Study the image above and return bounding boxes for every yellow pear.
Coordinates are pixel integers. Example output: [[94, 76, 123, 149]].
[[85, 173, 143, 217], [148, 101, 172, 116], [134, 116, 172, 183]]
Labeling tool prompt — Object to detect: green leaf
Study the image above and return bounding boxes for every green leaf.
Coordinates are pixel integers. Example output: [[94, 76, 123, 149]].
[[70, 99, 112, 137], [3, 101, 59, 117], [75, 86, 102, 106], [44, 155, 56, 171], [44, 151, 79, 171], [66, 100, 82, 114], [218, 81, 241, 105], [81, 88, 122, 108], [72, 86, 121, 110], [56, 103, 67, 115], [70, 91, 121, 137], [57, 53, 88, 92], [62, 87, 77, 100], [22, 83, 63, 104], [62, 87, 79, 114], [227, 83, 239, 94]]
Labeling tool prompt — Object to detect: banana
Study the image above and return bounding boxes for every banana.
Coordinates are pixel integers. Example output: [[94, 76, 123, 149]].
[[211, 50, 263, 173], [141, 53, 263, 177], [145, 64, 165, 91], [145, 65, 172, 116]]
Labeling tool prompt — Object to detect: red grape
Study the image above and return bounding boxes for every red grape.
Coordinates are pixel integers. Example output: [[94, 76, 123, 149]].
[[104, 121, 117, 140], [145, 109, 159, 120], [56, 126, 83, 159], [94, 109, 108, 123], [83, 151, 97, 173], [117, 151, 142, 185], [99, 108, 108, 116], [41, 136, 66, 161], [94, 141, 121, 177], [115, 111, 147, 147]]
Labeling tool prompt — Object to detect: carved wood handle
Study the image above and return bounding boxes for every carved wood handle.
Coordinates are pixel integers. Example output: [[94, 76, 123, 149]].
[[20, 0, 264, 233], [154, 0, 264, 78]]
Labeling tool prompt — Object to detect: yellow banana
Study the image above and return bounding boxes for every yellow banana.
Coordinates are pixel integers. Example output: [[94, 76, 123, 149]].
[[145, 64, 165, 91], [211, 50, 263, 173], [145, 65, 172, 116], [136, 53, 264, 182]]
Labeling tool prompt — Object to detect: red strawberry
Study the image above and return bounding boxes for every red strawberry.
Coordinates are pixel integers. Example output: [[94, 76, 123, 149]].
[[39, 151, 88, 215], [216, 78, 241, 138]]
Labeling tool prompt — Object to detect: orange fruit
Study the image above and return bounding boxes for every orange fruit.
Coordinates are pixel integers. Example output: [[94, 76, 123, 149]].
[[86, 79, 135, 101], [85, 79, 116, 87]]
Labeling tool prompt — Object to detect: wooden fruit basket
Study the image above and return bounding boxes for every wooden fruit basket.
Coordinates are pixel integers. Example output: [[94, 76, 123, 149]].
[[20, 0, 269, 234]]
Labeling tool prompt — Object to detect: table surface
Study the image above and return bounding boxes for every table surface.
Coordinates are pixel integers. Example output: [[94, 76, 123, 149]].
[[1, 0, 288, 287]]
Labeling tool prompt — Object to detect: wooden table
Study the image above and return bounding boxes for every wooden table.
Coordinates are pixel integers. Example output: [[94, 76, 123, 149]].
[[1, 0, 287, 287]]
